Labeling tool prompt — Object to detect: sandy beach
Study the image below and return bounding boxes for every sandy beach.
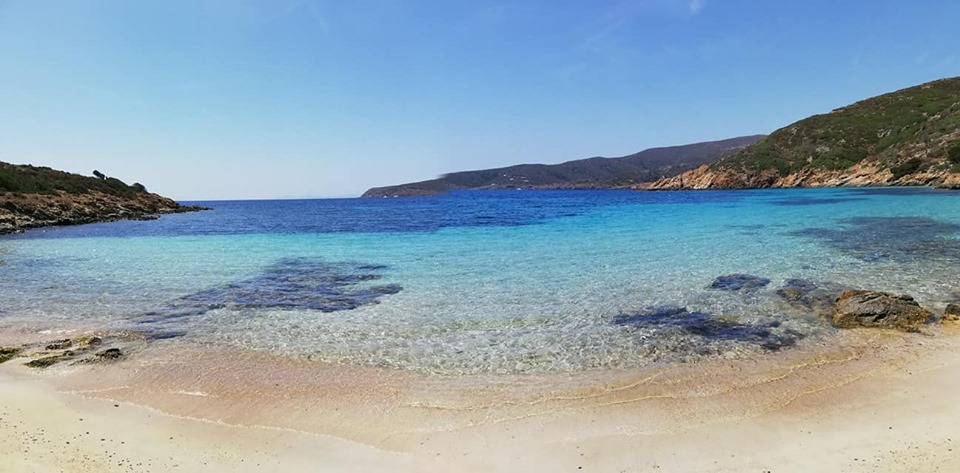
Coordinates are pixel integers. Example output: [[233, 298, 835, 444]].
[[2, 325, 960, 472]]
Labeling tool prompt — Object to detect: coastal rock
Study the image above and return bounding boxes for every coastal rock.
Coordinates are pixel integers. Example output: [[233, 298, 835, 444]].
[[708, 274, 771, 291], [831, 290, 932, 331], [97, 348, 124, 360], [0, 347, 20, 364], [0, 188, 209, 235], [943, 303, 960, 324]]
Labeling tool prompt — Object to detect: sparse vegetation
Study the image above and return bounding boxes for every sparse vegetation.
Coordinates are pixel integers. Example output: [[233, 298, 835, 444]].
[[0, 162, 149, 197], [947, 142, 960, 165], [716, 78, 960, 176], [890, 158, 925, 180]]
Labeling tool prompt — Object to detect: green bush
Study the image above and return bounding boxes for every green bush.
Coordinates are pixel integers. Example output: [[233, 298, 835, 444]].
[[890, 158, 924, 180], [947, 142, 960, 164]]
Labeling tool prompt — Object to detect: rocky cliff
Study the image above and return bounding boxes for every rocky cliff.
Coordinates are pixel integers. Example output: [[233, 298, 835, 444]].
[[651, 77, 960, 190], [0, 162, 205, 234]]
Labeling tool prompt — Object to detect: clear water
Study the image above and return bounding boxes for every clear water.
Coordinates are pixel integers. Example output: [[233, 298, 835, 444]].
[[2, 188, 960, 375]]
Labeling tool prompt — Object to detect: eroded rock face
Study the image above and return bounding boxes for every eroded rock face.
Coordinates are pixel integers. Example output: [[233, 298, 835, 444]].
[[831, 290, 932, 331]]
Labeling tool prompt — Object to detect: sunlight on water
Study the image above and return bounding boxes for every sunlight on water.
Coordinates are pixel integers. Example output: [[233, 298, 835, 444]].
[[2, 188, 960, 374]]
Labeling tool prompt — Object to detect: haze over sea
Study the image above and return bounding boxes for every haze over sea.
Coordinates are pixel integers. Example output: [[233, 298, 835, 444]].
[[3, 187, 960, 375]]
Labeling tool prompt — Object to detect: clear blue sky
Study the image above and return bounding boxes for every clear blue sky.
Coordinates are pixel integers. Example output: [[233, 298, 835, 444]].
[[1, 1, 958, 200]]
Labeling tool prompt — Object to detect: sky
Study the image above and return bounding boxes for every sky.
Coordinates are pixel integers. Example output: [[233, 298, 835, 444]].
[[1, 1, 959, 200]]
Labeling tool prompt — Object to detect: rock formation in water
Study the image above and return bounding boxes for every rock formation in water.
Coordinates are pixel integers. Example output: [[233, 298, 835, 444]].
[[650, 77, 960, 190], [831, 290, 933, 331], [0, 162, 206, 234]]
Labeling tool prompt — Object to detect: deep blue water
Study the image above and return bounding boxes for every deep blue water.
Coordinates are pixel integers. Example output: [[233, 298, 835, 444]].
[[4, 190, 745, 238], [2, 188, 960, 374]]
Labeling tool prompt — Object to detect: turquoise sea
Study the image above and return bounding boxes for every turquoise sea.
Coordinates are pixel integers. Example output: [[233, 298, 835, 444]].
[[2, 188, 959, 375]]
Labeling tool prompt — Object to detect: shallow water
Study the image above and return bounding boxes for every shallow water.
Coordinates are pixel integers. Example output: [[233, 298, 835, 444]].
[[2, 188, 959, 374]]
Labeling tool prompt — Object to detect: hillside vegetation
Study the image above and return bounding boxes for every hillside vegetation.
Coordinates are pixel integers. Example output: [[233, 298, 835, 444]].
[[0, 162, 204, 234], [0, 162, 148, 197], [652, 77, 960, 189]]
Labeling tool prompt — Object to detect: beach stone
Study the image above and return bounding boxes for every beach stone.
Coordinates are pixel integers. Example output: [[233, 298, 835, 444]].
[[943, 303, 960, 324], [709, 274, 770, 291], [45, 339, 73, 350], [97, 348, 124, 360], [831, 290, 932, 331]]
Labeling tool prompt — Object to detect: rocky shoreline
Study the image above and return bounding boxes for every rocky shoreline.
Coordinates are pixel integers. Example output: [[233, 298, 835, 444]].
[[0, 190, 207, 235], [646, 162, 960, 190]]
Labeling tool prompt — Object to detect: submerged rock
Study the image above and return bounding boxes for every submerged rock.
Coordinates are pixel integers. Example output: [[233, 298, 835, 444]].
[[792, 217, 960, 263], [613, 306, 803, 351], [775, 278, 818, 301], [775, 279, 851, 316], [135, 258, 402, 334], [831, 290, 932, 331], [708, 274, 771, 291]]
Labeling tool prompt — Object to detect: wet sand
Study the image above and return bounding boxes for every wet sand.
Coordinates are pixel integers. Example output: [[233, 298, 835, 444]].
[[2, 326, 960, 472]]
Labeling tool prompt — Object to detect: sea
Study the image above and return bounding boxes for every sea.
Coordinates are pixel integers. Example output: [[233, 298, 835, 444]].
[[2, 188, 959, 375]]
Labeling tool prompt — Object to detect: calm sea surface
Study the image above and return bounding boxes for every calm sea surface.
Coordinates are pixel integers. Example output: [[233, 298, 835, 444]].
[[2, 188, 959, 374]]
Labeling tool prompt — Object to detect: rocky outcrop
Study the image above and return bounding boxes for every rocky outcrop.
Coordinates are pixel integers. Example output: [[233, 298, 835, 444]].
[[649, 161, 960, 190], [0, 190, 206, 235], [831, 290, 932, 331]]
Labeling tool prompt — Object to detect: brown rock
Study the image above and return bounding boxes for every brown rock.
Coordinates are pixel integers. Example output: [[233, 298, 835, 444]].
[[943, 303, 960, 324], [831, 290, 932, 331]]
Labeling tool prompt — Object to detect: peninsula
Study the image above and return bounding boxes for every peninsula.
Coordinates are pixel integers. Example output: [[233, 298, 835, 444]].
[[362, 136, 763, 197], [0, 162, 205, 234]]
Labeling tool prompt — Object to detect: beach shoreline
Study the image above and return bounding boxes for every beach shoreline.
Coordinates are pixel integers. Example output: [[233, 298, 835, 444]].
[[3, 324, 960, 472]]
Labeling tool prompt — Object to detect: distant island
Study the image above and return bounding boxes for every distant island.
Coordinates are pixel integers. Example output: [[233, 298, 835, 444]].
[[0, 162, 206, 234], [365, 77, 960, 196], [361, 136, 764, 197]]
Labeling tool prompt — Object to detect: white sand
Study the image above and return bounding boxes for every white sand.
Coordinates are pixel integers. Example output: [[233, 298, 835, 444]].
[[2, 327, 960, 472]]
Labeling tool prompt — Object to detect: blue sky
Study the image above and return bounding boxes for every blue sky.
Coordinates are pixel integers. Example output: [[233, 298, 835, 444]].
[[1, 1, 958, 200]]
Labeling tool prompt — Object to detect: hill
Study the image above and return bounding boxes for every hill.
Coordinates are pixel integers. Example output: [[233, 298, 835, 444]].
[[0, 162, 205, 234], [651, 77, 960, 190], [361, 136, 764, 197]]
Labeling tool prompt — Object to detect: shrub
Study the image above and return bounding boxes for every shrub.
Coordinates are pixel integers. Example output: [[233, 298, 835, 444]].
[[890, 158, 924, 180]]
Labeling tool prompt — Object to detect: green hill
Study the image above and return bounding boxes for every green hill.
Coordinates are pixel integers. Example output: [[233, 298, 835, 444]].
[[0, 162, 205, 234], [652, 77, 960, 189], [0, 162, 149, 197]]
